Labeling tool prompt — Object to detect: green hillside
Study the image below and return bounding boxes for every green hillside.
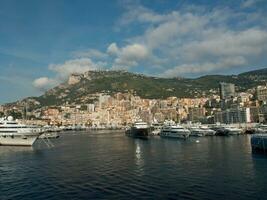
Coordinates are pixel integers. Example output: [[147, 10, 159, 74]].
[[7, 68, 267, 108]]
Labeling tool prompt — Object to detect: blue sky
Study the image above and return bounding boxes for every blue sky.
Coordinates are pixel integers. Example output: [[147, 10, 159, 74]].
[[0, 0, 267, 103]]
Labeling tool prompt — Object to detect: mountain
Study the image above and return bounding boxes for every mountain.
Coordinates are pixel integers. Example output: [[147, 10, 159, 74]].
[[5, 68, 267, 109]]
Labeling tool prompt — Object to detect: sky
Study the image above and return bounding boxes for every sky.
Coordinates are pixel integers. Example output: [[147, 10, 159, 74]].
[[0, 0, 267, 103]]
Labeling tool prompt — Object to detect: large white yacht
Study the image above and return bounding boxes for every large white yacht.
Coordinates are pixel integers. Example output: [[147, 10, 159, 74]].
[[125, 120, 150, 139], [0, 116, 43, 146], [160, 120, 190, 139], [190, 125, 216, 137]]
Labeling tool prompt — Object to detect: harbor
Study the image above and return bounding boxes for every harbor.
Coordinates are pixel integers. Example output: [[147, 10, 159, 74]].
[[1, 0, 267, 199], [1, 115, 267, 199], [2, 115, 267, 150]]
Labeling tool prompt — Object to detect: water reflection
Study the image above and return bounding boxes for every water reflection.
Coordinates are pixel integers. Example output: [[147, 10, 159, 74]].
[[1, 133, 267, 200], [0, 146, 34, 156], [134, 140, 145, 175]]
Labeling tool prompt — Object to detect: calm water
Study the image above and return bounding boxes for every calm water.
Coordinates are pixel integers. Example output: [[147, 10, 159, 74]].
[[0, 132, 267, 200]]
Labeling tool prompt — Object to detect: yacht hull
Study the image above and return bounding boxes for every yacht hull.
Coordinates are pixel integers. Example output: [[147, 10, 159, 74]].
[[126, 128, 149, 139], [190, 131, 205, 137], [160, 131, 189, 139], [190, 130, 216, 137], [0, 135, 39, 146]]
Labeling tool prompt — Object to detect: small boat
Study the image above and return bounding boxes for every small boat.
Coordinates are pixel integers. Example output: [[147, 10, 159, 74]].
[[125, 120, 149, 139], [160, 120, 190, 139]]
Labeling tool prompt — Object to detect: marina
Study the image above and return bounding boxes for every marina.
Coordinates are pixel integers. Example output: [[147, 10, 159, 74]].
[[2, 116, 267, 146]]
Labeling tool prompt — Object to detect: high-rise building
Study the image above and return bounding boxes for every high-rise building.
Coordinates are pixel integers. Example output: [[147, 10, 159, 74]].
[[214, 107, 250, 124], [219, 82, 235, 100]]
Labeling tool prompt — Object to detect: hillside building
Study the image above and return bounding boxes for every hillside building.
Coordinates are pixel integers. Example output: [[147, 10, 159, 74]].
[[257, 85, 267, 102], [188, 107, 206, 122]]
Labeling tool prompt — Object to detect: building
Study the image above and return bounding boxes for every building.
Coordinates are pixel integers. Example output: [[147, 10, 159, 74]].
[[87, 104, 95, 112], [237, 92, 252, 104], [257, 85, 267, 102], [188, 107, 206, 122], [249, 106, 260, 123], [99, 94, 111, 109], [214, 107, 250, 124], [259, 104, 267, 123], [219, 82, 235, 100]]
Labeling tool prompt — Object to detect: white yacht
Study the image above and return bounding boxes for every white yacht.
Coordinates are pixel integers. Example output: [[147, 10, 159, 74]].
[[0, 116, 43, 146], [126, 120, 150, 139], [224, 126, 243, 135], [160, 120, 190, 139], [150, 122, 162, 135], [255, 124, 267, 133], [189, 126, 206, 137], [199, 125, 216, 136]]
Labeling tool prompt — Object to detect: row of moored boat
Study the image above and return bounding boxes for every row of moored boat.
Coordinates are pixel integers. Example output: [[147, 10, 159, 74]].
[[125, 120, 260, 139]]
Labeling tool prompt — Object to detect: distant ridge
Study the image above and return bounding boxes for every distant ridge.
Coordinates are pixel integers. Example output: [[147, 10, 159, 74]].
[[4, 68, 267, 108], [238, 67, 267, 76]]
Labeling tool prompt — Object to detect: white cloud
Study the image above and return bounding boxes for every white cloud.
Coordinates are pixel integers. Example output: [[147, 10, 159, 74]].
[[241, 0, 263, 8], [107, 43, 119, 55], [108, 43, 149, 69], [48, 58, 103, 79], [33, 77, 58, 91], [118, 5, 168, 25], [119, 43, 149, 60], [163, 56, 247, 77], [33, 58, 105, 90], [182, 28, 267, 61]]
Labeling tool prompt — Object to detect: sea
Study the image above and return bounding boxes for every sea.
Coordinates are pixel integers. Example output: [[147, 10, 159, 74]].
[[0, 131, 266, 200]]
